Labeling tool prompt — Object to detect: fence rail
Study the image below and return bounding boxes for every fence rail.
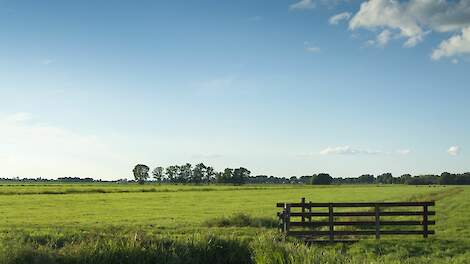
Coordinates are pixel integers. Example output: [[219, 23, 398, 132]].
[[277, 198, 435, 242]]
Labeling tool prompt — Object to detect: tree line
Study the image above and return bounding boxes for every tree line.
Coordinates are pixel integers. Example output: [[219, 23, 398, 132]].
[[132, 163, 251, 185], [133, 164, 470, 186], [2, 166, 469, 186], [332, 172, 470, 185]]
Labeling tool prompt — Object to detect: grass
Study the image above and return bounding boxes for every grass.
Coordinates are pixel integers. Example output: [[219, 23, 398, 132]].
[[0, 183, 469, 263], [202, 213, 278, 228]]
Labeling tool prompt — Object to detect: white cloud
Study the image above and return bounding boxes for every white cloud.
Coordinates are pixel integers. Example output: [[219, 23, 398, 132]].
[[329, 12, 352, 25], [305, 46, 321, 53], [290, 0, 315, 10], [304, 41, 321, 53], [396, 149, 411, 155], [4, 112, 32, 123], [447, 146, 460, 156], [364, 39, 377, 47], [41, 59, 53, 65], [320, 146, 383, 155], [363, 29, 393, 47], [349, 0, 424, 47], [432, 26, 470, 60], [377, 29, 392, 47], [195, 76, 236, 93], [347, 0, 470, 59], [0, 112, 128, 178]]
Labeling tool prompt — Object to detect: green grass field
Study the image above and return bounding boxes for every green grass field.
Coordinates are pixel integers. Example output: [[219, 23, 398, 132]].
[[0, 184, 469, 263]]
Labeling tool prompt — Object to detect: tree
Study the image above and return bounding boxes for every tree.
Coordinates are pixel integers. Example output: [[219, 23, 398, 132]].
[[152, 166, 164, 184], [192, 163, 206, 184], [358, 174, 375, 184], [165, 165, 178, 183], [289, 176, 298, 184], [377, 173, 393, 184], [299, 175, 313, 184], [439, 172, 456, 185], [232, 167, 250, 185], [215, 171, 223, 183], [217, 168, 233, 183], [133, 164, 150, 184], [204, 166, 215, 184], [311, 173, 333, 185], [177, 163, 192, 184], [399, 174, 412, 184]]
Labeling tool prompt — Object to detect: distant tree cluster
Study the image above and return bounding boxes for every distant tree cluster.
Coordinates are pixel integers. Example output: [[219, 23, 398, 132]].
[[56, 177, 95, 183], [0, 177, 100, 183], [2, 168, 469, 186], [131, 164, 470, 186], [332, 172, 470, 185], [133, 163, 251, 185]]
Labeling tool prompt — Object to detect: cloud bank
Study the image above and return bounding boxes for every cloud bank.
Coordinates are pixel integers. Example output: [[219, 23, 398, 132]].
[[330, 0, 470, 60], [319, 146, 413, 156], [432, 27, 470, 59], [320, 146, 383, 155]]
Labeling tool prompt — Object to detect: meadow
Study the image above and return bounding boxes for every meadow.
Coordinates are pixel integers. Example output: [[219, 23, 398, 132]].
[[0, 183, 469, 263]]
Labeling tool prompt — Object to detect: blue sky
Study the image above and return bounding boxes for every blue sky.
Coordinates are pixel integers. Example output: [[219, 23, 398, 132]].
[[0, 0, 469, 179]]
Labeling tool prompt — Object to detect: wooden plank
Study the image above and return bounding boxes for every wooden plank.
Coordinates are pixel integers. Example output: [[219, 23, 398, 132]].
[[277, 201, 435, 208], [301, 197, 306, 223], [289, 220, 435, 227], [380, 211, 436, 216], [288, 230, 435, 236], [289, 211, 436, 217], [290, 212, 329, 217]]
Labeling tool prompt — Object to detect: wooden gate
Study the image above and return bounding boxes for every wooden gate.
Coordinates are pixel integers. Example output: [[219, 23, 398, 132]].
[[277, 198, 435, 242]]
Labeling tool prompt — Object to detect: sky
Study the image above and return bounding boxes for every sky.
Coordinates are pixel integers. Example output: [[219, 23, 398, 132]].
[[0, 0, 469, 180]]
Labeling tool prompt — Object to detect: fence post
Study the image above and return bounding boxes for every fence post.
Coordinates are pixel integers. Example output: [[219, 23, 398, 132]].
[[328, 203, 334, 242], [375, 204, 381, 239], [308, 200, 312, 223], [284, 203, 291, 236], [301, 197, 305, 224], [423, 204, 428, 238]]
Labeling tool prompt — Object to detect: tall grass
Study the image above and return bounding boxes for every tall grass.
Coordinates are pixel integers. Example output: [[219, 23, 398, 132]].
[[0, 232, 251, 264], [1, 231, 469, 264], [203, 213, 278, 228]]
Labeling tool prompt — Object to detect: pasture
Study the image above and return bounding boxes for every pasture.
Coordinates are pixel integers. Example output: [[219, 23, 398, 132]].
[[0, 184, 469, 263]]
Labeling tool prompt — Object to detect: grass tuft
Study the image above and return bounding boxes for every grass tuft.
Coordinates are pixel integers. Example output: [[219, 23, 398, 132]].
[[203, 213, 278, 228]]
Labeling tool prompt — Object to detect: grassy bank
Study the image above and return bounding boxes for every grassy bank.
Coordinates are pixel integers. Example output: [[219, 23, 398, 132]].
[[1, 231, 469, 264]]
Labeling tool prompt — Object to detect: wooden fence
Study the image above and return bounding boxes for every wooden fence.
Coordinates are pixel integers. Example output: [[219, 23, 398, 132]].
[[277, 198, 435, 242]]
